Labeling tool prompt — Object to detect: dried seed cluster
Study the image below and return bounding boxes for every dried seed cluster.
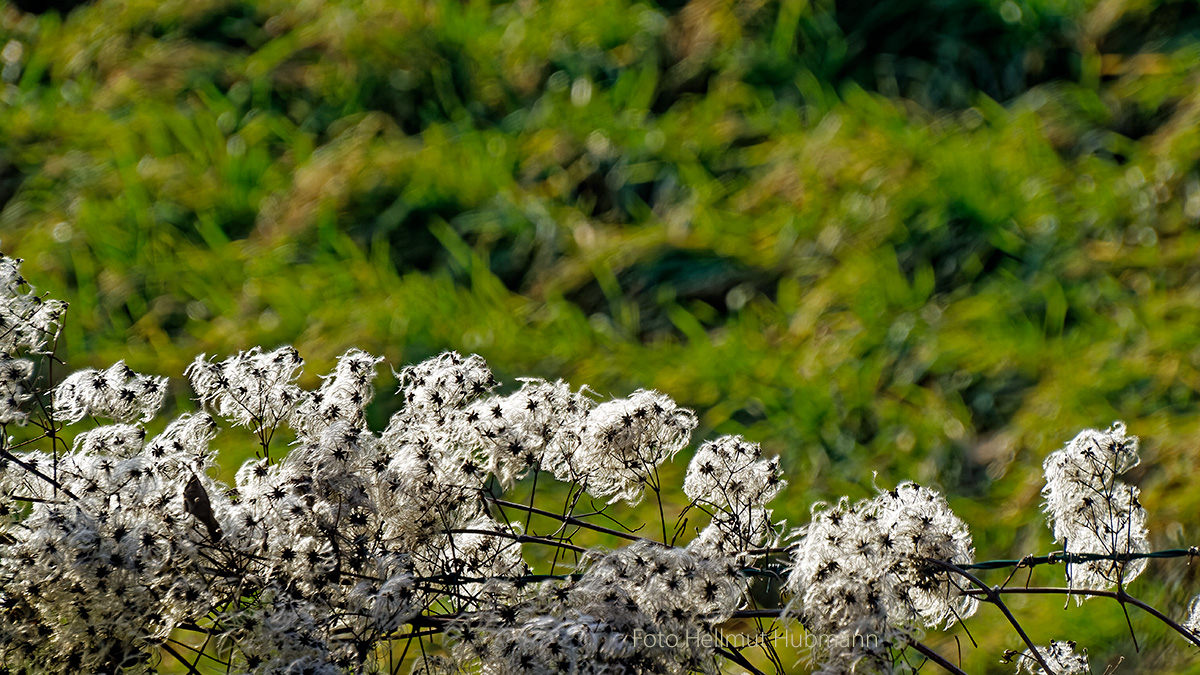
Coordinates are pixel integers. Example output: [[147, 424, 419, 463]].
[[2, 251, 1182, 675]]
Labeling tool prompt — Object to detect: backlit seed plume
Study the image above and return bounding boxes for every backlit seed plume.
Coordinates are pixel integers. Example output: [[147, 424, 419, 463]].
[[144, 412, 220, 475], [1042, 422, 1149, 595], [463, 378, 593, 488], [0, 356, 34, 424], [0, 255, 66, 425], [1016, 640, 1089, 674], [786, 482, 976, 670], [682, 436, 784, 563], [872, 483, 978, 626], [71, 423, 147, 458], [290, 348, 384, 440], [0, 255, 66, 356], [392, 351, 495, 422], [1184, 594, 1200, 637], [688, 504, 779, 565], [54, 360, 168, 424], [684, 435, 785, 510], [573, 389, 697, 504], [443, 540, 744, 675], [0, 443, 236, 673], [186, 346, 304, 431]]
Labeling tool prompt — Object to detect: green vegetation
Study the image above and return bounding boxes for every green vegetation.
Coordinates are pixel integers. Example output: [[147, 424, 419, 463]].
[[4, 0, 1200, 671]]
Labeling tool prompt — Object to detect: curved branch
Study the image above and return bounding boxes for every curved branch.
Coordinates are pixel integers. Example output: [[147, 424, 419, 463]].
[[908, 640, 970, 675], [929, 559, 1055, 674], [960, 586, 1200, 648]]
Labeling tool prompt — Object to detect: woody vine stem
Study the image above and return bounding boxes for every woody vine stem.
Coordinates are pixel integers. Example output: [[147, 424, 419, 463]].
[[3, 251, 1200, 675]]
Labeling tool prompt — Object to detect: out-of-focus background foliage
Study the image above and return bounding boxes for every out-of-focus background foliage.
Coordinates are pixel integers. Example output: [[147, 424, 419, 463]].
[[4, 0, 1200, 671]]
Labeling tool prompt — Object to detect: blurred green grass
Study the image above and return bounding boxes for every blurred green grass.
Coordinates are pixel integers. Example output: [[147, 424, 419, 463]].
[[5, 0, 1200, 671]]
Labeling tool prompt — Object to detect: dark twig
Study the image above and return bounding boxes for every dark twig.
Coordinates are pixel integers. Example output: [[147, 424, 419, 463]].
[[908, 640, 970, 675], [930, 559, 1055, 674]]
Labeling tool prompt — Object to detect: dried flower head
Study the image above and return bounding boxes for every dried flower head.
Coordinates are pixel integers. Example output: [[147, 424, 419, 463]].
[[0, 255, 66, 356], [0, 356, 34, 424], [0, 255, 65, 425], [1180, 594, 1200, 644], [392, 351, 495, 421], [787, 482, 976, 670], [444, 540, 741, 675], [54, 360, 168, 424], [186, 346, 304, 432], [290, 349, 384, 440], [462, 378, 592, 488], [1016, 640, 1089, 674], [684, 435, 785, 508], [1042, 422, 1149, 595], [572, 390, 697, 504]]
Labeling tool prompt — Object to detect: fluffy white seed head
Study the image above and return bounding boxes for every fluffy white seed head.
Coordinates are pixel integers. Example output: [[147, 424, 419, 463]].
[[144, 412, 220, 474], [573, 390, 696, 504], [0, 255, 66, 424], [54, 360, 168, 424], [687, 506, 778, 564], [290, 349, 384, 440], [1042, 422, 1149, 595], [787, 483, 976, 670], [0, 356, 35, 424], [0, 255, 66, 357], [71, 423, 148, 458], [1185, 594, 1200, 637], [392, 351, 495, 422], [1017, 640, 1089, 674], [186, 346, 304, 432], [463, 378, 593, 488], [684, 435, 785, 510]]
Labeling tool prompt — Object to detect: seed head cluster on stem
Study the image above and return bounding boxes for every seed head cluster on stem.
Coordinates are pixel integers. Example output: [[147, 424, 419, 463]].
[[1, 251, 1199, 674]]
